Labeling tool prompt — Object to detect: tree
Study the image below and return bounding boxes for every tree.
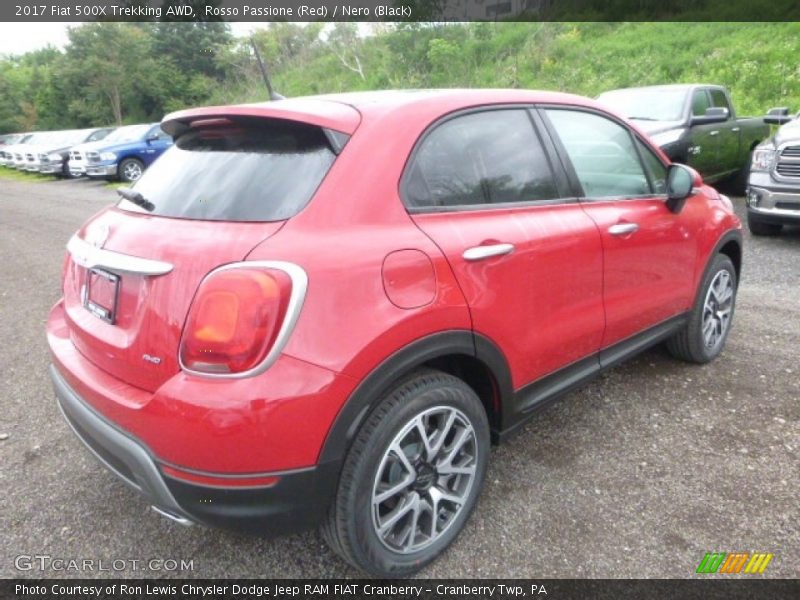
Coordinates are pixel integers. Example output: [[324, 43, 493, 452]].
[[328, 23, 366, 81], [61, 23, 154, 124]]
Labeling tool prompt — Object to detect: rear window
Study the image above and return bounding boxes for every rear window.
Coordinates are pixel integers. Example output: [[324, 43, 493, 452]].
[[119, 118, 339, 222]]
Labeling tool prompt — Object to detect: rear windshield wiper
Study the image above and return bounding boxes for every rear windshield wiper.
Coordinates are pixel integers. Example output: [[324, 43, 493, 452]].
[[117, 187, 155, 212]]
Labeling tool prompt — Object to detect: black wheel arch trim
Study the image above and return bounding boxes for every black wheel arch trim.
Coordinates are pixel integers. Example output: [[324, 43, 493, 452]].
[[705, 228, 743, 288], [317, 330, 513, 465]]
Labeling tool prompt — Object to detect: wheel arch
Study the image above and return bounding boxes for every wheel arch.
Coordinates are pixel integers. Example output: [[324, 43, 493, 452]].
[[718, 236, 742, 282], [695, 228, 743, 300], [317, 330, 514, 466]]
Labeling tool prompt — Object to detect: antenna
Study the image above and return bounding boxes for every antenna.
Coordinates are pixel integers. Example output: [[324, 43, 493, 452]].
[[250, 37, 284, 101]]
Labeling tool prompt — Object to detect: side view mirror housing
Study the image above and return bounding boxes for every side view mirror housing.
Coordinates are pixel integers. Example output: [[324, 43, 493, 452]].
[[665, 163, 700, 213], [764, 106, 793, 125], [691, 106, 729, 125], [145, 134, 159, 143]]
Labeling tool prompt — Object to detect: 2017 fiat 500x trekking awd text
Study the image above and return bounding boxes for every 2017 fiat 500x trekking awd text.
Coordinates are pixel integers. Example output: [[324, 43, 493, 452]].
[[48, 90, 742, 576]]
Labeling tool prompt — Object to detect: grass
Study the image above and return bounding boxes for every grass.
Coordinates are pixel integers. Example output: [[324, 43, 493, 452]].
[[0, 165, 128, 189], [0, 165, 56, 183]]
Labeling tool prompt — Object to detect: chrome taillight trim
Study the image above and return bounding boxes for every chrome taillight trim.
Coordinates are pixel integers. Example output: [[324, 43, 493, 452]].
[[67, 235, 174, 276], [178, 261, 309, 380]]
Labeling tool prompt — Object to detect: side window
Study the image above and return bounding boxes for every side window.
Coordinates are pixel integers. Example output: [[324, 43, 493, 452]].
[[692, 90, 711, 116], [404, 109, 559, 209], [545, 109, 651, 198], [709, 89, 731, 113], [636, 139, 667, 194]]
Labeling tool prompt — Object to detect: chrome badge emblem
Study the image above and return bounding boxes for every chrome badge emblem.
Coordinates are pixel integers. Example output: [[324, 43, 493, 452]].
[[142, 354, 162, 365]]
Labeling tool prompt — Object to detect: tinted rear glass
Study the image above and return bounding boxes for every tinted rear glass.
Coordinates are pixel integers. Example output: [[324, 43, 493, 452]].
[[118, 118, 338, 222]]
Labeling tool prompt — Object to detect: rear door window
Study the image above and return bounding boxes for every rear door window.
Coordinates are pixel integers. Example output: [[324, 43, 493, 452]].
[[403, 109, 559, 209], [692, 90, 711, 116], [118, 118, 339, 222]]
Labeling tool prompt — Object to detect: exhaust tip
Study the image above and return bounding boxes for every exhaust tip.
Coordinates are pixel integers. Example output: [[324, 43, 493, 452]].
[[151, 505, 195, 527]]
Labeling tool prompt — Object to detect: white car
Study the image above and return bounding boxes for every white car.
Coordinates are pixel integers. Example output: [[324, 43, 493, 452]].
[[0, 133, 29, 166], [37, 127, 115, 176]]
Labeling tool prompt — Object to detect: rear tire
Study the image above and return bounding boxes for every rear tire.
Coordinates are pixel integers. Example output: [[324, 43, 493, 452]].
[[667, 254, 737, 364], [322, 369, 490, 577], [747, 213, 782, 236]]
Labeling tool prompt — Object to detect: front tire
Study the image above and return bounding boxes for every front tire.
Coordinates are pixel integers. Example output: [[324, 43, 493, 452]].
[[118, 158, 144, 183], [667, 254, 737, 364], [322, 369, 490, 577]]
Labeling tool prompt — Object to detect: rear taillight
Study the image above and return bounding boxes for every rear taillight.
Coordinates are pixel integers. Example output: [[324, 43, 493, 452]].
[[179, 262, 307, 376]]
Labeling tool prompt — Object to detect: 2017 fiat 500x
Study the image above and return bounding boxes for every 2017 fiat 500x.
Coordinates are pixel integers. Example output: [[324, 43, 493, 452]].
[[47, 90, 742, 576]]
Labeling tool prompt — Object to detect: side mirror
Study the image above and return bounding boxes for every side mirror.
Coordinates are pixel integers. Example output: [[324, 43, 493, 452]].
[[145, 134, 159, 143], [665, 164, 698, 213], [764, 106, 793, 125], [691, 106, 729, 125]]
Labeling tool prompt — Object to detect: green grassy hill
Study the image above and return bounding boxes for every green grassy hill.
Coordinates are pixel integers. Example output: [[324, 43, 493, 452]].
[[2, 22, 799, 134], [252, 22, 800, 118]]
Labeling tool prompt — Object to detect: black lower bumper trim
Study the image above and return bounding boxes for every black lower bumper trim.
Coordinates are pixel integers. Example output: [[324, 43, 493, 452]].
[[50, 364, 340, 535], [163, 461, 340, 535]]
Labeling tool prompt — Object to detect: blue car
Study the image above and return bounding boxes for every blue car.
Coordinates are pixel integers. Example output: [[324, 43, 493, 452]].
[[69, 123, 172, 182]]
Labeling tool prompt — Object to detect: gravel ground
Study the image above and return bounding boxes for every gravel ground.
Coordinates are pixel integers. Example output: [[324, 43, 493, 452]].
[[0, 176, 797, 579]]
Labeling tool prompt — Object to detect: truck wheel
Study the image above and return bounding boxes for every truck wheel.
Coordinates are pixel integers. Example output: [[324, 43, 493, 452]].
[[119, 158, 144, 183], [747, 213, 782, 236], [667, 254, 737, 364], [322, 369, 490, 577]]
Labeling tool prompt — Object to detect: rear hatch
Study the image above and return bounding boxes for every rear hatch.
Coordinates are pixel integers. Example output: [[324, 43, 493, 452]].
[[62, 113, 352, 392]]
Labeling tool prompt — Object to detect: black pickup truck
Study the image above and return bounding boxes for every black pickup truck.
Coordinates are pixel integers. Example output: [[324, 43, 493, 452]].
[[598, 84, 769, 190], [745, 107, 800, 235]]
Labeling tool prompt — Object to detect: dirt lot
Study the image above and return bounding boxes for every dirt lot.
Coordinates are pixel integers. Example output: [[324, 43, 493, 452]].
[[0, 175, 797, 578]]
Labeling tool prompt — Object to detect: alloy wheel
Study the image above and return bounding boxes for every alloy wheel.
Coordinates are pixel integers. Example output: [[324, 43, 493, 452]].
[[371, 406, 478, 554], [701, 269, 734, 350]]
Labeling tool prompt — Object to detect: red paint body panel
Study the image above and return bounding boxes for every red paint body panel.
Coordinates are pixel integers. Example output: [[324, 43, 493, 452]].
[[579, 197, 701, 348], [412, 205, 605, 388], [49, 300, 358, 472], [63, 208, 283, 392]]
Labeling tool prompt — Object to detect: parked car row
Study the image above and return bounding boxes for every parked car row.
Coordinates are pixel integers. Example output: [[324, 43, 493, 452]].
[[0, 123, 172, 183]]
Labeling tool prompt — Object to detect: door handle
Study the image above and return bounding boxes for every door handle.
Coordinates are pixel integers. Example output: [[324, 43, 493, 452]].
[[462, 243, 515, 261], [731, 127, 740, 132], [709, 130, 719, 136], [608, 223, 639, 236]]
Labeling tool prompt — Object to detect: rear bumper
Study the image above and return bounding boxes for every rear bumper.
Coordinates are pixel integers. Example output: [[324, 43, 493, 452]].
[[51, 364, 193, 525], [50, 363, 340, 533]]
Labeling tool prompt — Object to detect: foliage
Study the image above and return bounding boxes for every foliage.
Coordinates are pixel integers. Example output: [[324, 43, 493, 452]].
[[1, 21, 799, 134]]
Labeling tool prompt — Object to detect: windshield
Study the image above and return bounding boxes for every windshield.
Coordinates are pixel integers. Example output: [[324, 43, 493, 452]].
[[26, 132, 58, 146], [118, 117, 339, 222], [597, 88, 689, 122], [87, 128, 113, 142], [49, 129, 88, 147], [103, 124, 151, 143]]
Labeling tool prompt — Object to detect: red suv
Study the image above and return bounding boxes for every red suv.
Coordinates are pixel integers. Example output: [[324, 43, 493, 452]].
[[47, 90, 742, 576]]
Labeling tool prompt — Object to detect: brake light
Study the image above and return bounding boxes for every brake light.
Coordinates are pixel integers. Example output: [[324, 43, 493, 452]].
[[180, 266, 294, 375]]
